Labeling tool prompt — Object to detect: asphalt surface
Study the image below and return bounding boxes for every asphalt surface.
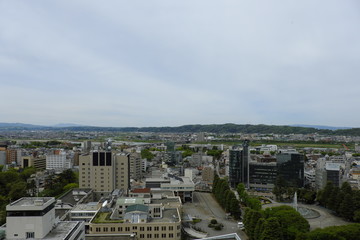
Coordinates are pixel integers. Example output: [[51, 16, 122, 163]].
[[183, 192, 248, 239]]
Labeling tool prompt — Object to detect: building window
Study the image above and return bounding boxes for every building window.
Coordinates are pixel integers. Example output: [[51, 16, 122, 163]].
[[118, 227, 122, 231], [140, 234, 144, 238], [169, 226, 174, 231], [132, 226, 137, 230], [26, 232, 35, 239], [103, 227, 108, 232], [111, 227, 115, 232], [155, 234, 159, 238], [147, 226, 152, 231], [162, 233, 166, 238], [154, 226, 159, 231], [96, 227, 101, 232], [169, 233, 174, 238], [161, 226, 166, 231], [140, 227, 144, 231], [147, 234, 152, 238], [125, 227, 130, 231]]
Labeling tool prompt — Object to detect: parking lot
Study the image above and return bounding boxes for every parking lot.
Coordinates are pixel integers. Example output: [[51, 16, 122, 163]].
[[183, 192, 248, 239]]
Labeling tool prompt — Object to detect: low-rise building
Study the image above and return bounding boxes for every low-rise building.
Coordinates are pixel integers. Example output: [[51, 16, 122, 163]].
[[87, 195, 182, 240], [5, 197, 85, 240]]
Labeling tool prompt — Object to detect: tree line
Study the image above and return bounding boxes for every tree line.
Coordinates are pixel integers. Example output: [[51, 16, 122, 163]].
[[212, 175, 241, 219], [317, 181, 360, 222]]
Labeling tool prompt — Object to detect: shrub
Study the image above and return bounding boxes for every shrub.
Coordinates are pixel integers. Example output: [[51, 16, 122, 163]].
[[210, 219, 218, 224]]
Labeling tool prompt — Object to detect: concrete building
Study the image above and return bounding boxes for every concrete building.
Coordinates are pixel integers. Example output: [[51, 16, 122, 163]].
[[69, 202, 100, 223], [22, 156, 46, 170], [0, 151, 6, 166], [145, 174, 195, 202], [6, 149, 17, 164], [82, 141, 92, 153], [202, 166, 215, 183], [46, 152, 71, 171], [129, 152, 142, 180], [5, 197, 85, 240], [326, 162, 342, 187], [87, 195, 182, 240], [79, 152, 130, 193]]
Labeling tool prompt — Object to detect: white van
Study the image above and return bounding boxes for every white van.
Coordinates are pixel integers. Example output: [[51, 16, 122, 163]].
[[238, 222, 244, 229]]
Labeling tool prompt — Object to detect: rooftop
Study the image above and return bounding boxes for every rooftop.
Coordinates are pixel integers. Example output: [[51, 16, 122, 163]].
[[71, 202, 99, 212], [326, 162, 341, 171], [125, 204, 149, 213], [44, 221, 83, 240], [7, 197, 54, 211], [116, 198, 145, 206], [131, 188, 151, 193]]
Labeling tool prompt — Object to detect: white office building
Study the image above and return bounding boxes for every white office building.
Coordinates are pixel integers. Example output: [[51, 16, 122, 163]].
[[6, 197, 85, 240], [46, 153, 71, 171]]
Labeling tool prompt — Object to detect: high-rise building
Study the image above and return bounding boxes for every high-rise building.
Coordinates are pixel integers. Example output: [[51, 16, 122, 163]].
[[0, 151, 6, 165], [248, 161, 277, 191], [277, 152, 305, 188], [79, 151, 130, 192], [229, 140, 250, 188], [326, 162, 342, 187], [202, 166, 215, 183], [82, 141, 92, 153], [6, 149, 17, 164], [129, 152, 142, 180]]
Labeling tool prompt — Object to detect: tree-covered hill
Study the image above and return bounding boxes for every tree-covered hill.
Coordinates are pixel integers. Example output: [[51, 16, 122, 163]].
[[1, 122, 360, 136]]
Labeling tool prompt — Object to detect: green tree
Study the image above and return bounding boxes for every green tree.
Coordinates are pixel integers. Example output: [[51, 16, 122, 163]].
[[141, 149, 154, 160], [247, 210, 263, 240], [319, 181, 334, 207], [327, 187, 340, 211], [260, 217, 284, 240], [254, 218, 265, 240], [229, 198, 241, 219], [339, 193, 355, 220], [63, 183, 79, 192], [8, 181, 28, 201], [273, 176, 287, 201]]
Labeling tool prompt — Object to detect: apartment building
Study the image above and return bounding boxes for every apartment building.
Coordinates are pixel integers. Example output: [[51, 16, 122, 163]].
[[79, 152, 130, 193], [6, 149, 17, 164], [46, 152, 71, 171], [129, 152, 142, 180]]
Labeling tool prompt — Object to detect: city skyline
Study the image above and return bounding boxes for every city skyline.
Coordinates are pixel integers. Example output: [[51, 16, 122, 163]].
[[1, 1, 360, 128]]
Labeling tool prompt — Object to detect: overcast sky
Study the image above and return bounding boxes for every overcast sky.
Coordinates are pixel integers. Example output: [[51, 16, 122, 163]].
[[1, 1, 359, 127]]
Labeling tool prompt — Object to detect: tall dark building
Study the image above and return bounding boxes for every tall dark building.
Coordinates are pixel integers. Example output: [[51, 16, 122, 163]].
[[229, 140, 250, 188], [276, 152, 305, 188], [249, 162, 277, 191]]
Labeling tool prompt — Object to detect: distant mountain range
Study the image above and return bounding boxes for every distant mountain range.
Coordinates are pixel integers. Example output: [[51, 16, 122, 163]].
[[290, 124, 353, 130], [0, 122, 359, 136]]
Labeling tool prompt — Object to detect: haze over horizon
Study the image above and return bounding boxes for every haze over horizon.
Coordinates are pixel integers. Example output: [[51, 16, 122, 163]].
[[1, 1, 359, 128]]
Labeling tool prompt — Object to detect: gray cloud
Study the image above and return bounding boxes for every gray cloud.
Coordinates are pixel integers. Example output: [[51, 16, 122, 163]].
[[0, 0, 359, 127]]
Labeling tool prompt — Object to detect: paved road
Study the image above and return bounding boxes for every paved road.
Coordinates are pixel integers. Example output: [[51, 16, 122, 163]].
[[183, 192, 248, 239]]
